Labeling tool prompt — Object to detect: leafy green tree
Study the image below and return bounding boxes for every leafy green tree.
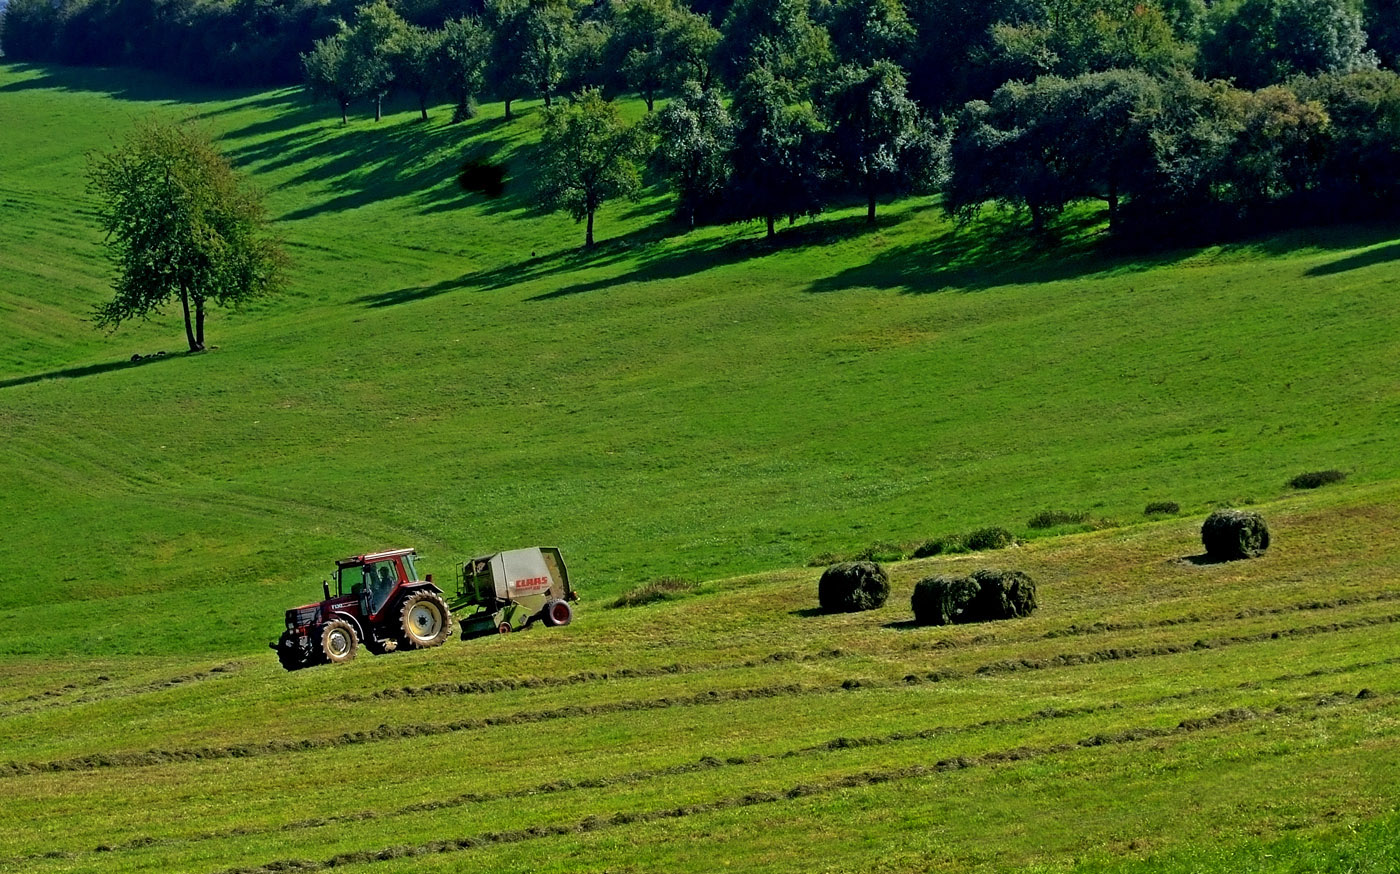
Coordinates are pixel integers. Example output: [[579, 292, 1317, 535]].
[[397, 25, 445, 121], [944, 70, 1164, 232], [1201, 0, 1376, 89], [728, 66, 825, 238], [718, 0, 832, 89], [519, 0, 578, 107], [88, 120, 286, 353], [1293, 70, 1400, 206], [486, 0, 529, 118], [822, 0, 915, 67], [989, 0, 1192, 81], [438, 15, 492, 122], [650, 81, 735, 227], [535, 88, 649, 248], [823, 60, 937, 223], [1365, 0, 1400, 69], [345, 0, 411, 121], [1229, 84, 1331, 202], [302, 31, 357, 125], [607, 0, 721, 110]]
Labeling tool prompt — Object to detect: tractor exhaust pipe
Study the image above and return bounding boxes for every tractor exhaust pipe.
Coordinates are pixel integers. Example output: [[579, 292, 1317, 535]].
[[323, 579, 332, 601]]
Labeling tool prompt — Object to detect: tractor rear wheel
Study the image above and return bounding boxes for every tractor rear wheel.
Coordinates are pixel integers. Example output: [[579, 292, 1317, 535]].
[[542, 599, 573, 627], [320, 619, 358, 664], [399, 591, 452, 649]]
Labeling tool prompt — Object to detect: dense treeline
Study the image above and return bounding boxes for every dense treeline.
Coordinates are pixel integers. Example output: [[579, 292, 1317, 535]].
[[4, 0, 1400, 242]]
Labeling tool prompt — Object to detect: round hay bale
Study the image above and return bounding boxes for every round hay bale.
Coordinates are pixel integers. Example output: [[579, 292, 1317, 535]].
[[968, 569, 1038, 619], [911, 575, 981, 626], [818, 561, 889, 613], [1201, 509, 1270, 560]]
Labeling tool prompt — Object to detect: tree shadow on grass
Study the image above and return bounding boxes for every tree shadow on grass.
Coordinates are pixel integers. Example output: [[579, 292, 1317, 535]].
[[1305, 241, 1400, 276], [789, 607, 826, 618], [0, 62, 248, 104], [356, 209, 910, 308], [881, 619, 925, 631], [0, 353, 181, 391]]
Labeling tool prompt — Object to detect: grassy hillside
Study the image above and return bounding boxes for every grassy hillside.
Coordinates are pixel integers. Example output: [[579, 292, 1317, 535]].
[[4, 62, 1400, 659], [1, 483, 1398, 872], [3, 61, 1400, 873]]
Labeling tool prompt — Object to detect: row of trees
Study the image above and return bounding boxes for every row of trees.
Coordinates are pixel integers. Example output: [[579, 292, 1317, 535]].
[[5, 0, 1400, 101]]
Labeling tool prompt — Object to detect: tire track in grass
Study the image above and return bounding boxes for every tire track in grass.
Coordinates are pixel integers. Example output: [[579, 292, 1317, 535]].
[[213, 689, 1390, 874], [359, 592, 1400, 704], [4, 612, 1398, 779]]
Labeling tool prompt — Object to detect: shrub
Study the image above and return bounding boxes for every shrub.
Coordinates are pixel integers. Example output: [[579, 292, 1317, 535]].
[[911, 569, 1037, 626], [911, 534, 967, 558], [458, 160, 507, 198], [856, 541, 908, 562], [817, 561, 890, 613], [1027, 509, 1089, 529], [609, 578, 697, 609], [1201, 509, 1271, 560], [965, 527, 1015, 551], [1144, 501, 1180, 516], [1289, 470, 1346, 489]]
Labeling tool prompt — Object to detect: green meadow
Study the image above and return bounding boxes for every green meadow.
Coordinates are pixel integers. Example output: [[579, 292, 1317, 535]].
[[1, 61, 1399, 872]]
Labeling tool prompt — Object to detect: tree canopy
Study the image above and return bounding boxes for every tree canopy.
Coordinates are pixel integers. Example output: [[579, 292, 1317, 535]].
[[88, 120, 286, 352]]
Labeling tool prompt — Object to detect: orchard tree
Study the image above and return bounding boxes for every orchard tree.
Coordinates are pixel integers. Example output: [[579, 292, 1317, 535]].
[[438, 15, 492, 122], [345, 0, 410, 122], [608, 0, 720, 110], [1201, 0, 1376, 88], [728, 66, 825, 238], [302, 31, 356, 124], [88, 120, 286, 353], [519, 0, 578, 107], [823, 60, 937, 223], [823, 0, 915, 67], [718, 0, 832, 89], [535, 88, 649, 248], [397, 25, 444, 120], [651, 81, 734, 227], [486, 0, 529, 118]]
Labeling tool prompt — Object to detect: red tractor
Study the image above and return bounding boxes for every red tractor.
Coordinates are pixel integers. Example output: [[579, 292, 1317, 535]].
[[271, 548, 452, 671]]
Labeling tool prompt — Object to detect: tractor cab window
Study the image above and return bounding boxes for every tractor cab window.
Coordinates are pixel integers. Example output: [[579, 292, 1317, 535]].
[[365, 560, 401, 614], [401, 553, 418, 582]]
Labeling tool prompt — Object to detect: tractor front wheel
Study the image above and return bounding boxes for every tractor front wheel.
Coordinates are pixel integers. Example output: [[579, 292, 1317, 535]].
[[276, 632, 314, 671], [399, 591, 452, 649], [320, 619, 359, 664]]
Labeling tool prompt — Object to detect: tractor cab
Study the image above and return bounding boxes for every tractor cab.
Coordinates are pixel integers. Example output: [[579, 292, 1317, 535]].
[[336, 549, 424, 618]]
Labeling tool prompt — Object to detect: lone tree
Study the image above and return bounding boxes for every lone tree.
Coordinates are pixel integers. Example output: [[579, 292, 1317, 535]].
[[535, 88, 648, 248], [89, 120, 286, 353]]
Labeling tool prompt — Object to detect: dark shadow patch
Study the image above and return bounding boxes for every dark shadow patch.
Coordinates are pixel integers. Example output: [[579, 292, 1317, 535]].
[[881, 619, 924, 631], [0, 353, 183, 391], [788, 607, 827, 618], [1305, 241, 1400, 276], [1178, 553, 1234, 567]]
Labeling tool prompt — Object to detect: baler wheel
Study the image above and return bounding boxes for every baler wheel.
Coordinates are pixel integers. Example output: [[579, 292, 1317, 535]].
[[320, 619, 358, 664], [399, 591, 452, 649], [542, 599, 573, 627]]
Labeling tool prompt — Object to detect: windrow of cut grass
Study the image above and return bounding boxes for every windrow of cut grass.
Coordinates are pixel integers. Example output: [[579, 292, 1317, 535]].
[[1, 485, 1399, 871]]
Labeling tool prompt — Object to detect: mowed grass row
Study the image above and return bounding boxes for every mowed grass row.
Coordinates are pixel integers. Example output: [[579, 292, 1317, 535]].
[[1, 490, 1398, 871], [5, 680, 1396, 872], [3, 62, 1400, 659], [1, 481, 1398, 759]]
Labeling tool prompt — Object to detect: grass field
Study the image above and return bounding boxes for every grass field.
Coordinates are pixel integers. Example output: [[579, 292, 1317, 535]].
[[1, 60, 1399, 871]]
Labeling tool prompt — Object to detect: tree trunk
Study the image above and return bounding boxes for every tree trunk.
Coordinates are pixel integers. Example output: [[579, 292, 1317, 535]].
[[419, 95, 429, 121], [179, 283, 198, 353], [585, 209, 595, 249], [375, 94, 383, 122], [867, 189, 878, 225], [544, 90, 553, 108], [766, 215, 776, 239], [1107, 180, 1119, 231], [195, 296, 206, 350], [645, 91, 655, 112], [1030, 202, 1045, 234], [339, 98, 349, 125], [505, 97, 513, 120]]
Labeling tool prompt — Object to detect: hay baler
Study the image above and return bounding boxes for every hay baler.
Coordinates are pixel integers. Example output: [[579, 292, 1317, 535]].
[[450, 546, 578, 637]]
